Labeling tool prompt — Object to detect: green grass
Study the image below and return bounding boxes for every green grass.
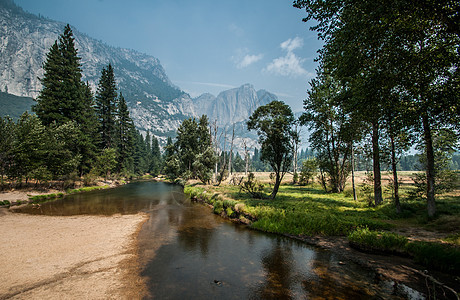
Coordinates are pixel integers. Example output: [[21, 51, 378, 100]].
[[66, 185, 109, 194], [348, 227, 460, 274], [185, 180, 460, 274], [29, 192, 65, 202], [348, 227, 409, 252], [27, 185, 111, 204]]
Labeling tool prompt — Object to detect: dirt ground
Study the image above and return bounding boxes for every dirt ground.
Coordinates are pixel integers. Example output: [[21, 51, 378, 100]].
[[0, 209, 148, 299]]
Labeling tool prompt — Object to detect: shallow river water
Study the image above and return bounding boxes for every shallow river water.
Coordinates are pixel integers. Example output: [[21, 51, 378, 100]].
[[15, 181, 423, 299]]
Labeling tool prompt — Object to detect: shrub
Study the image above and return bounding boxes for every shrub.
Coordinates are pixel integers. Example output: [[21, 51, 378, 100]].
[[213, 200, 223, 215], [239, 172, 265, 198], [406, 241, 460, 274], [299, 158, 317, 185], [226, 207, 236, 218]]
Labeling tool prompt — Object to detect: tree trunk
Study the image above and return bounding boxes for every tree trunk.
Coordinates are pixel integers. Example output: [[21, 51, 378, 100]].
[[372, 121, 383, 205], [228, 125, 235, 176], [390, 134, 401, 214], [270, 172, 281, 200], [422, 114, 436, 217], [351, 143, 357, 201]]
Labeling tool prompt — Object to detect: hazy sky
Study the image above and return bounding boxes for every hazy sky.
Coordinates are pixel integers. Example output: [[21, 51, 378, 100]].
[[15, 0, 322, 112]]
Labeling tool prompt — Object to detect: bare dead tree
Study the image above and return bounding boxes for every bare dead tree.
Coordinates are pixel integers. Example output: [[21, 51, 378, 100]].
[[242, 139, 249, 175], [215, 128, 228, 186], [292, 122, 302, 177], [210, 119, 223, 183], [228, 124, 235, 177]]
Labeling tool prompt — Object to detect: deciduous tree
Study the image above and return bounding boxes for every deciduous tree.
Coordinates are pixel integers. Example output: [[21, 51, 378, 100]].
[[247, 101, 298, 199]]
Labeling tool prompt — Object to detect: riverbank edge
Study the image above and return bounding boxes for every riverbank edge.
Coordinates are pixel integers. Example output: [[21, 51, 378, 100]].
[[120, 212, 150, 299], [0, 179, 129, 208], [185, 185, 460, 299]]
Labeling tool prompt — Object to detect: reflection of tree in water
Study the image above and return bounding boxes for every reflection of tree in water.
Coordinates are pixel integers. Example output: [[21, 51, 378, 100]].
[[302, 251, 376, 299], [250, 238, 295, 299], [175, 207, 217, 257]]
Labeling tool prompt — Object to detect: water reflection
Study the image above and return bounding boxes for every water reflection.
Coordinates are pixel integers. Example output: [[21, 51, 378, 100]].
[[14, 181, 420, 299], [12, 181, 186, 215]]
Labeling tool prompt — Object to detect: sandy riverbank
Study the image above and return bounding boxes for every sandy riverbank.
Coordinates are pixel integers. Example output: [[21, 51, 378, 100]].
[[0, 209, 148, 299]]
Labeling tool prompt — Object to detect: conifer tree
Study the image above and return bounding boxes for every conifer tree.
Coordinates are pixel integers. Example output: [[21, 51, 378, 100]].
[[95, 64, 118, 149], [34, 24, 85, 126], [150, 135, 162, 176], [116, 92, 135, 174], [77, 82, 98, 174]]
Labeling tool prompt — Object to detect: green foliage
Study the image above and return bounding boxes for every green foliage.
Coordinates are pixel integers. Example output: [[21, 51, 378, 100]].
[[348, 228, 460, 274], [94, 148, 117, 179], [192, 146, 216, 184], [95, 64, 118, 149], [294, 0, 459, 216], [300, 73, 357, 193], [348, 227, 408, 252], [298, 158, 317, 185], [247, 101, 298, 199], [167, 115, 216, 183], [406, 241, 460, 274], [29, 193, 65, 202], [34, 24, 89, 129], [239, 172, 265, 199], [115, 92, 135, 174], [213, 200, 224, 214]]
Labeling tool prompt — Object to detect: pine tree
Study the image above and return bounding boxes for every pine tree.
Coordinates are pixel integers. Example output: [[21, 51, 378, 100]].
[[33, 25, 98, 175], [77, 82, 98, 174], [116, 92, 135, 174], [150, 135, 162, 176], [34, 24, 84, 126], [95, 64, 118, 149], [133, 130, 148, 175]]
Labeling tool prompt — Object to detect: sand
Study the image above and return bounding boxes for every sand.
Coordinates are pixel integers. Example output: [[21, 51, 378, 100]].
[[0, 209, 148, 299]]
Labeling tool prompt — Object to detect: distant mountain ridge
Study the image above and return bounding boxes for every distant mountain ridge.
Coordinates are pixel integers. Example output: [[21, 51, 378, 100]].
[[0, 0, 278, 146], [193, 84, 277, 126]]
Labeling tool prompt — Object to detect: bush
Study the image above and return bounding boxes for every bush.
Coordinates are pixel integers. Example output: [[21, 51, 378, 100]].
[[299, 158, 317, 185], [407, 241, 460, 274], [239, 172, 265, 198], [213, 200, 223, 214]]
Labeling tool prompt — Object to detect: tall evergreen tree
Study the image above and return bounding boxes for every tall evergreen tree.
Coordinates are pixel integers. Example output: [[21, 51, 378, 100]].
[[0, 116, 15, 189], [95, 64, 118, 149], [77, 82, 98, 174], [150, 135, 162, 176], [34, 24, 84, 126], [116, 92, 135, 174]]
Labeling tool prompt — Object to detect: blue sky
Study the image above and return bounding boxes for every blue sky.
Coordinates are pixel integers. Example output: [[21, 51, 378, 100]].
[[15, 0, 322, 112]]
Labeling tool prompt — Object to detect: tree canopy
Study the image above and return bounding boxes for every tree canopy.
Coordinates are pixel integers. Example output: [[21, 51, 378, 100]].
[[247, 100, 298, 199]]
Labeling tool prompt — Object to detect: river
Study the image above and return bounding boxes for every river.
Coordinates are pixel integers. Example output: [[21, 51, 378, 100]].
[[15, 181, 422, 299]]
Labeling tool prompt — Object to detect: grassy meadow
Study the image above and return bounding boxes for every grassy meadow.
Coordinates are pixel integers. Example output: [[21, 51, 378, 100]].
[[185, 171, 460, 274]]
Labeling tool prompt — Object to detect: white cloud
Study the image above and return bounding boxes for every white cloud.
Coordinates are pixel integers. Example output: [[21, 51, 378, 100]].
[[280, 37, 303, 52], [265, 37, 310, 77], [265, 52, 307, 77], [237, 54, 263, 69]]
